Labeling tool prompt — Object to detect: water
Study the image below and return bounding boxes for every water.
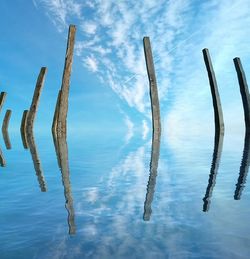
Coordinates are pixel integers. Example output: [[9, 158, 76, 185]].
[[0, 129, 250, 259]]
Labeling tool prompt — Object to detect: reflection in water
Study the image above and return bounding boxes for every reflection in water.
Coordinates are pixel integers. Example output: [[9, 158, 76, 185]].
[[0, 147, 6, 167], [2, 130, 11, 150], [2, 109, 12, 149], [20, 110, 29, 149], [53, 132, 76, 235], [234, 133, 250, 200], [27, 132, 47, 192], [202, 132, 224, 212], [143, 133, 161, 221]]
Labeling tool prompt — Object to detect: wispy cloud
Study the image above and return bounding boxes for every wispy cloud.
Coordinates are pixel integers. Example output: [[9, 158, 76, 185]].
[[142, 120, 149, 140], [83, 55, 98, 72], [124, 115, 134, 144]]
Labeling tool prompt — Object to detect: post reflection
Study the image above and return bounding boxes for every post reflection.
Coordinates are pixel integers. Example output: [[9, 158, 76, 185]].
[[26, 131, 47, 192], [53, 132, 76, 235], [2, 130, 11, 150], [143, 132, 161, 221], [234, 133, 250, 200], [0, 147, 6, 167], [202, 132, 224, 212]]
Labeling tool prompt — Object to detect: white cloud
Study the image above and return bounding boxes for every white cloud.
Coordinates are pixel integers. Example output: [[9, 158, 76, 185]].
[[124, 115, 134, 144], [83, 55, 98, 72], [142, 120, 149, 140], [80, 21, 97, 34]]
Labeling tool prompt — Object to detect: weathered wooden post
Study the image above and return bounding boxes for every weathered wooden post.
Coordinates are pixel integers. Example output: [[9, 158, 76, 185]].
[[0, 147, 6, 167], [57, 25, 76, 137], [26, 67, 47, 134], [27, 131, 47, 192], [143, 37, 161, 221], [233, 57, 250, 133], [234, 133, 250, 200], [202, 49, 224, 134], [20, 110, 29, 149], [52, 90, 61, 135], [143, 37, 161, 139], [2, 110, 12, 149], [0, 92, 7, 113], [202, 131, 224, 211]]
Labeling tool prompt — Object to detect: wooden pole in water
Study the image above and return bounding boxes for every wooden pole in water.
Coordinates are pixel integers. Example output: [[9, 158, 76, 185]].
[[26, 67, 47, 134], [143, 37, 161, 138], [20, 110, 29, 149], [57, 25, 76, 137], [0, 147, 6, 167], [0, 92, 7, 114], [233, 57, 250, 133], [52, 90, 61, 135], [202, 49, 224, 134], [2, 110, 12, 149]]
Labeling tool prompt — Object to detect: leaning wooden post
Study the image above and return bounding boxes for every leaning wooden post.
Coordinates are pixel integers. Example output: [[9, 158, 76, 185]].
[[233, 57, 250, 133], [143, 37, 161, 139], [0, 147, 6, 167], [52, 90, 61, 135], [26, 67, 47, 134], [0, 92, 7, 114], [20, 110, 29, 149], [2, 110, 12, 149], [202, 49, 224, 134], [57, 25, 76, 137]]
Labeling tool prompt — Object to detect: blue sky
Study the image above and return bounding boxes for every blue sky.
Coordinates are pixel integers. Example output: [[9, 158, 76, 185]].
[[0, 0, 250, 144]]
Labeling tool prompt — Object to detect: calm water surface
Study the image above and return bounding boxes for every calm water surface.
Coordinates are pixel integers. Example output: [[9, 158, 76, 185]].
[[0, 130, 250, 259]]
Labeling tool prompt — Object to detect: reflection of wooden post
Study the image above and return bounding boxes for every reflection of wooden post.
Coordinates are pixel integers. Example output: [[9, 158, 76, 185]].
[[143, 136, 161, 221], [202, 132, 224, 211], [0, 147, 6, 167], [52, 90, 61, 135], [56, 134, 76, 235], [233, 57, 250, 133], [0, 92, 7, 113], [26, 67, 47, 134], [27, 132, 47, 192], [2, 110, 12, 149], [203, 49, 224, 134], [143, 37, 161, 139], [20, 110, 29, 149], [234, 133, 250, 200], [57, 25, 76, 137]]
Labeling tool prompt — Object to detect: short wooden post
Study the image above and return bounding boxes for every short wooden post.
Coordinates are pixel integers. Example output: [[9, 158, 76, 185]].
[[57, 134, 76, 234], [0, 92, 7, 113], [202, 49, 224, 134], [2, 110, 12, 149], [27, 132, 47, 192], [52, 90, 61, 135], [20, 110, 29, 149], [233, 57, 250, 132], [234, 133, 250, 200], [26, 67, 47, 134], [202, 132, 224, 211], [0, 147, 6, 167], [143, 37, 161, 139], [57, 25, 76, 137]]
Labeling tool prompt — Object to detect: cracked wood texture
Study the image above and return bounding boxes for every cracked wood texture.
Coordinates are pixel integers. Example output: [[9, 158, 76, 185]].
[[57, 25, 76, 137]]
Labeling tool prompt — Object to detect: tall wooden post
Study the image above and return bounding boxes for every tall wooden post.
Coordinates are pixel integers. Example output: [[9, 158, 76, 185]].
[[202, 49, 224, 134], [20, 110, 29, 149], [57, 25, 76, 137], [0, 92, 7, 113], [2, 109, 12, 149], [52, 90, 61, 135], [143, 37, 161, 139], [233, 57, 250, 133], [26, 67, 47, 134]]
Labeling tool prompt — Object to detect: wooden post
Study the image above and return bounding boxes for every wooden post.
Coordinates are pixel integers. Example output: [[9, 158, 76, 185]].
[[57, 25, 76, 137], [27, 132, 47, 192], [233, 57, 250, 132], [26, 67, 47, 134], [20, 110, 29, 149], [143, 37, 161, 139], [2, 110, 12, 149], [143, 135, 161, 221], [52, 90, 61, 135], [56, 134, 76, 234], [0, 147, 6, 167], [202, 132, 224, 211], [0, 92, 7, 113], [234, 133, 250, 200], [202, 49, 224, 134]]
